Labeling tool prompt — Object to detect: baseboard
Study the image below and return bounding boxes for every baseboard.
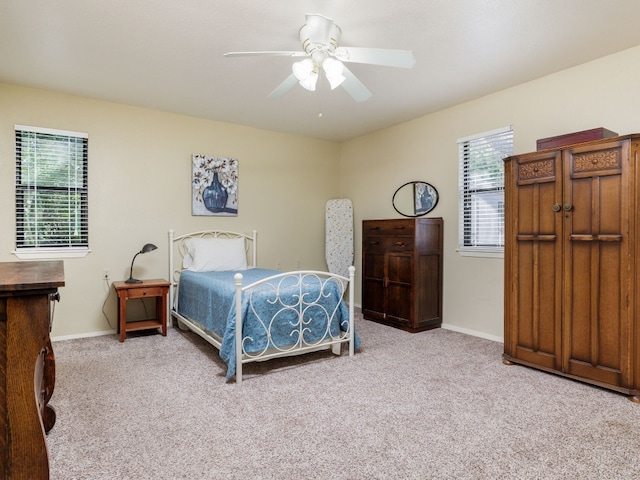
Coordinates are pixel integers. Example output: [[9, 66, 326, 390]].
[[51, 312, 504, 345], [52, 330, 115, 342], [441, 322, 504, 344], [355, 304, 503, 344]]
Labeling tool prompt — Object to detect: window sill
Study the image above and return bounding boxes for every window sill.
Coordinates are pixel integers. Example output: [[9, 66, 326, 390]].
[[13, 248, 90, 260], [457, 247, 504, 259]]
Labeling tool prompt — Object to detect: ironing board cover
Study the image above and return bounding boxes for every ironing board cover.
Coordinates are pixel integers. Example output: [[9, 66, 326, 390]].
[[325, 199, 354, 277]]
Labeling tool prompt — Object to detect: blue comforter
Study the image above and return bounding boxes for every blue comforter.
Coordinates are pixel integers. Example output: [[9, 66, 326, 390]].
[[176, 268, 359, 379]]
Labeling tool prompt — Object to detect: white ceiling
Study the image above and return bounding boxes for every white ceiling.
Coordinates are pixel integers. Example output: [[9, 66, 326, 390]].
[[3, 1, 640, 142]]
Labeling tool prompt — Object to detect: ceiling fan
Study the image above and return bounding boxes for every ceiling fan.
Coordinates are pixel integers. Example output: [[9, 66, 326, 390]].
[[224, 14, 416, 102]]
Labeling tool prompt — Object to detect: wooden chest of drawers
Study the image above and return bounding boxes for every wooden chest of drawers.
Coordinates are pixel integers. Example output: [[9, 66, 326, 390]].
[[0, 260, 64, 479], [362, 218, 443, 332]]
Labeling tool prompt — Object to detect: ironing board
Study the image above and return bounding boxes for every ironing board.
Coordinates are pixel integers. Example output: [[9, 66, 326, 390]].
[[325, 199, 354, 277]]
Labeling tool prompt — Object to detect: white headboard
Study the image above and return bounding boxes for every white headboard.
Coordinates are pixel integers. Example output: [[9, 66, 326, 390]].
[[167, 229, 257, 319]]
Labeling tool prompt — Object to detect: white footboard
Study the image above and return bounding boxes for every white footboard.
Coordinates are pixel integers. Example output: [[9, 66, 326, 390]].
[[234, 266, 356, 384]]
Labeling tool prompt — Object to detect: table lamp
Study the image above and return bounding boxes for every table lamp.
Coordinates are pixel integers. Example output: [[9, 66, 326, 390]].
[[125, 243, 157, 284]]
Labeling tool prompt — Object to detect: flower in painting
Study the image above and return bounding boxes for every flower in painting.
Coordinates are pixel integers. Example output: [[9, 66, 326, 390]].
[[217, 157, 238, 195], [192, 155, 238, 204]]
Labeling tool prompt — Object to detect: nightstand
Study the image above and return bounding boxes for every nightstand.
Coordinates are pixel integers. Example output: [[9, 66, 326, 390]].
[[113, 279, 169, 342]]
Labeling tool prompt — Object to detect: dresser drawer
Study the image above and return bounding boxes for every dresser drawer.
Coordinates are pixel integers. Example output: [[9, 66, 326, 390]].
[[363, 219, 415, 236], [363, 235, 414, 252]]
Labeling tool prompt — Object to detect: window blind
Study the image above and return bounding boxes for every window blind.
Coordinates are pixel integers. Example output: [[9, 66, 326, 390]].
[[458, 126, 513, 253], [15, 125, 89, 249]]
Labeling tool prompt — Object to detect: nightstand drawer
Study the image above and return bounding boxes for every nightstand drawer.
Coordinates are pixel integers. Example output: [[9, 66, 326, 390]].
[[126, 286, 165, 299]]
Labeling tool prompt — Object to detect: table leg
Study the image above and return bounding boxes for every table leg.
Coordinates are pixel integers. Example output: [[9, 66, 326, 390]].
[[119, 294, 127, 342]]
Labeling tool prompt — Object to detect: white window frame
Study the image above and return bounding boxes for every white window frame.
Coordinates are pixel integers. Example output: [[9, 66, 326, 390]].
[[13, 125, 90, 259], [457, 126, 513, 258]]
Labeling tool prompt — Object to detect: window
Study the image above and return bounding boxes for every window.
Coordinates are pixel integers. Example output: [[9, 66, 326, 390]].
[[14, 125, 89, 258], [457, 126, 513, 258]]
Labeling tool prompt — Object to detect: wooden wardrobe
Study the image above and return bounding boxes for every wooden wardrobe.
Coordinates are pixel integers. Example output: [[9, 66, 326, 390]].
[[503, 134, 640, 402]]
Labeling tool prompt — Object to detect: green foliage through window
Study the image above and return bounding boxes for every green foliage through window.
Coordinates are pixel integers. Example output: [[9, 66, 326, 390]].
[[458, 127, 513, 251], [15, 126, 88, 249]]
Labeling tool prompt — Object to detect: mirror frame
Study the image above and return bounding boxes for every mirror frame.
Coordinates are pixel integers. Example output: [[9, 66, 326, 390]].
[[392, 181, 439, 217]]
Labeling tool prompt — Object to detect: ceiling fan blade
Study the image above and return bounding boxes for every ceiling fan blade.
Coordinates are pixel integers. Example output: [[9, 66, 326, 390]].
[[268, 73, 299, 99], [224, 51, 308, 58], [305, 14, 335, 45], [340, 65, 372, 103], [334, 47, 416, 68]]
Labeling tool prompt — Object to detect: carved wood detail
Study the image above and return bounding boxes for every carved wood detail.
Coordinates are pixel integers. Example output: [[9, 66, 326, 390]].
[[572, 149, 621, 173], [518, 159, 555, 181]]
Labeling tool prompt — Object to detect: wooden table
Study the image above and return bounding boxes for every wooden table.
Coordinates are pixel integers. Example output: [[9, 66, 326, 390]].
[[113, 279, 169, 342]]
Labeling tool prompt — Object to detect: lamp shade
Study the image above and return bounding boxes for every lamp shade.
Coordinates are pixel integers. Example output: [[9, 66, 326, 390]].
[[299, 71, 318, 91], [140, 243, 157, 254], [292, 58, 318, 91], [125, 243, 157, 284], [322, 58, 346, 90]]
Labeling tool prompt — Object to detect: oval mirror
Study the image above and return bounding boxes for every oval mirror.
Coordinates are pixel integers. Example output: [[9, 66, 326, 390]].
[[392, 181, 439, 217]]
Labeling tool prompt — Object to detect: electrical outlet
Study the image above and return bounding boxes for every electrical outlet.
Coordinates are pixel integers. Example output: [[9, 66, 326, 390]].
[[103, 268, 110, 280], [276, 260, 282, 270], [295, 260, 301, 269]]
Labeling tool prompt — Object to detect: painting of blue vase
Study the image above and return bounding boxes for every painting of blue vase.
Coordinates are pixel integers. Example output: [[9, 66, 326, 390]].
[[192, 154, 238, 216]]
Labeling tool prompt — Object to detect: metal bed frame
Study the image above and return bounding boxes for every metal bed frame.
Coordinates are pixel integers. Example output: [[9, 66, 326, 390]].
[[168, 229, 356, 383]]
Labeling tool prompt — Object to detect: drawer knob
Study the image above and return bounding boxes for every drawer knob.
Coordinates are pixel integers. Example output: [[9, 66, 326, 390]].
[[143, 290, 148, 295]]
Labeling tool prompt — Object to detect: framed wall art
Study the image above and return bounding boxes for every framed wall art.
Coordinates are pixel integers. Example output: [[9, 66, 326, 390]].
[[192, 154, 238, 216], [392, 180, 439, 217], [414, 181, 438, 216]]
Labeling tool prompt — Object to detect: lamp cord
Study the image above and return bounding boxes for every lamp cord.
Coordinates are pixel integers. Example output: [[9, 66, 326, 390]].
[[101, 277, 114, 330]]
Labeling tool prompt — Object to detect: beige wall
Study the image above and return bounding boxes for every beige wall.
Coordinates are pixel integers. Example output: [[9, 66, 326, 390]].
[[3, 44, 640, 340], [0, 83, 340, 338], [341, 44, 640, 341]]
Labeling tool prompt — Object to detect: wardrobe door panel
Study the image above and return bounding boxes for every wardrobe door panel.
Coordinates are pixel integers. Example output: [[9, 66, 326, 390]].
[[507, 151, 563, 369], [563, 140, 630, 387]]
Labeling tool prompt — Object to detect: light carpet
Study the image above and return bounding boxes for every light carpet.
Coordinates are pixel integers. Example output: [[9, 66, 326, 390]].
[[46, 314, 640, 479]]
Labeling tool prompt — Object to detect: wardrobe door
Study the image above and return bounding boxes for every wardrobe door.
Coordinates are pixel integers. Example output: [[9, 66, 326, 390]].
[[562, 139, 632, 387], [504, 150, 563, 370]]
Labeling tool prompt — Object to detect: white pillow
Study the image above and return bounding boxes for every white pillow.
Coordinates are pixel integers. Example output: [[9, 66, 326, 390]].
[[183, 237, 247, 272]]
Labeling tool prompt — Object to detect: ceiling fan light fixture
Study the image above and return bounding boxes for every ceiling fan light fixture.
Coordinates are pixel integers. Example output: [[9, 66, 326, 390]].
[[227, 14, 414, 101], [292, 58, 318, 91], [292, 58, 313, 80], [300, 71, 318, 91], [322, 57, 346, 89]]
